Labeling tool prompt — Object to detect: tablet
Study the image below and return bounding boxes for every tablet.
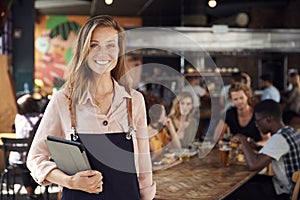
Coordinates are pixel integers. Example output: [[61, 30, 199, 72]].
[[45, 135, 91, 175]]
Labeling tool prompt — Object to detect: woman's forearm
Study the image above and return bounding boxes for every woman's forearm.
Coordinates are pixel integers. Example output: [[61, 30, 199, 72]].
[[46, 169, 103, 194], [45, 168, 72, 188]]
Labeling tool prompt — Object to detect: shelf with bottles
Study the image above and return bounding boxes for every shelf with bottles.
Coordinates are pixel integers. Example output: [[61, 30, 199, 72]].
[[184, 67, 240, 78]]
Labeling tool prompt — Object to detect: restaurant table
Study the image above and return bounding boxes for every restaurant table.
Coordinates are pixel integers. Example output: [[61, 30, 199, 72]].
[[0, 133, 16, 172], [153, 148, 258, 200]]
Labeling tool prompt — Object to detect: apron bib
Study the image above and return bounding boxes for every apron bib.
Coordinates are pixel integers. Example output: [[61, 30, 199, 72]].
[[61, 133, 140, 200], [62, 97, 140, 200]]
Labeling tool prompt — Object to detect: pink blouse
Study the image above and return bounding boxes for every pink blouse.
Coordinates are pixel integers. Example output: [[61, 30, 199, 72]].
[[27, 81, 156, 200]]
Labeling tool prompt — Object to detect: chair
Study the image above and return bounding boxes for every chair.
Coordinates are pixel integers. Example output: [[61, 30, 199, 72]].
[[292, 171, 300, 200], [0, 138, 31, 199]]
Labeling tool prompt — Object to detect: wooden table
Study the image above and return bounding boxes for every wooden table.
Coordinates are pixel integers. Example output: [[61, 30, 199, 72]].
[[0, 133, 16, 172], [0, 132, 16, 144], [153, 148, 258, 200]]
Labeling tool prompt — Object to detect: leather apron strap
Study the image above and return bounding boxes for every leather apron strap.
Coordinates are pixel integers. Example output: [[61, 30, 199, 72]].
[[69, 97, 134, 141]]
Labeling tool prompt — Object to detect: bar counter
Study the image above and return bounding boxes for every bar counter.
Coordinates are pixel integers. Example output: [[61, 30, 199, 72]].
[[153, 148, 258, 200]]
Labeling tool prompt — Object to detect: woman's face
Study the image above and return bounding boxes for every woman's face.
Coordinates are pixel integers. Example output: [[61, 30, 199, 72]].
[[87, 27, 119, 75], [230, 90, 248, 109], [179, 97, 193, 116]]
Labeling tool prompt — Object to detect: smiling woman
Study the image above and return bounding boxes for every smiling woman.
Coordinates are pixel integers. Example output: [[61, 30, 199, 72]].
[[168, 92, 197, 148], [27, 15, 156, 200], [87, 27, 119, 77]]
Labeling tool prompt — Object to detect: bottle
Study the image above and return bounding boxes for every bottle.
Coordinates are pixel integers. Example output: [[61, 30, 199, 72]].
[[23, 82, 30, 94]]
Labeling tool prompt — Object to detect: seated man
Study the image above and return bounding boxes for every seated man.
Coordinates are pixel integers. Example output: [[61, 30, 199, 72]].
[[227, 99, 300, 200]]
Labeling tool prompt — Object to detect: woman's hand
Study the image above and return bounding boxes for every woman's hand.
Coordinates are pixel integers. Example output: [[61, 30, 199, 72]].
[[165, 118, 182, 149], [164, 118, 172, 130], [69, 170, 103, 193]]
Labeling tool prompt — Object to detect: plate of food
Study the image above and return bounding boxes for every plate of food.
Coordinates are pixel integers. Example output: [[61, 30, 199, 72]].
[[168, 148, 198, 157], [152, 152, 182, 171]]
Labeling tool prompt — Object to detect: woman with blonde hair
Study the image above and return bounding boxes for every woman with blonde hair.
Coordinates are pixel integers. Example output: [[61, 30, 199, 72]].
[[27, 15, 155, 200], [169, 92, 197, 148]]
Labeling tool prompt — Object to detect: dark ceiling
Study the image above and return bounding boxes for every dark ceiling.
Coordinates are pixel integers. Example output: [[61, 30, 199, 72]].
[[35, 0, 290, 26]]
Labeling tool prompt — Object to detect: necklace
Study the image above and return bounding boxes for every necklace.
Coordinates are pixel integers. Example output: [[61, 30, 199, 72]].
[[94, 80, 114, 114]]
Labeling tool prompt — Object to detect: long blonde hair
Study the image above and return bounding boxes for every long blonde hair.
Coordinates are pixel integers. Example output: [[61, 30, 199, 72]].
[[169, 92, 195, 121], [64, 15, 131, 106]]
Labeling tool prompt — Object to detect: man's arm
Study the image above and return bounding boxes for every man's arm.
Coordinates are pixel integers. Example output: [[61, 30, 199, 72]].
[[235, 134, 272, 171]]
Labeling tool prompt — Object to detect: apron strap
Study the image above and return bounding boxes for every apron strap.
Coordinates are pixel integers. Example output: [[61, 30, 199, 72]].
[[68, 92, 78, 141], [126, 98, 135, 140], [127, 98, 133, 128]]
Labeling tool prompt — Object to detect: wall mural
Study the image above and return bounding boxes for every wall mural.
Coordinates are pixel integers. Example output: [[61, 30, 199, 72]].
[[34, 15, 88, 91]]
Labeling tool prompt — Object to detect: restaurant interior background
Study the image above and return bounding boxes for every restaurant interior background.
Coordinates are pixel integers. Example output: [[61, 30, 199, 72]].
[[1, 0, 300, 132]]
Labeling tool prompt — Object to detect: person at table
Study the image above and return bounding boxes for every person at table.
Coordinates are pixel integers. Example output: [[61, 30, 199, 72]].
[[142, 91, 181, 160], [168, 92, 197, 148], [282, 70, 300, 115], [182, 75, 207, 109], [219, 71, 251, 111], [9, 94, 43, 199], [259, 73, 281, 103], [27, 15, 155, 200], [228, 99, 300, 200], [215, 82, 270, 146]]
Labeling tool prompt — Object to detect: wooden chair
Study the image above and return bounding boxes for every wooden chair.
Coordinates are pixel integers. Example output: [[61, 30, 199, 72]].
[[292, 171, 300, 200]]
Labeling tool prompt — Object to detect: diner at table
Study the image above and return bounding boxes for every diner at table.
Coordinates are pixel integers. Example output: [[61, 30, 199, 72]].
[[226, 99, 300, 200], [214, 82, 270, 146], [142, 90, 181, 161], [168, 92, 198, 148]]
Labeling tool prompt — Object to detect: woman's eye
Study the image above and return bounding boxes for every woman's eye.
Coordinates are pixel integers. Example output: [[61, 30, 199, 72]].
[[90, 43, 98, 49], [107, 43, 116, 49]]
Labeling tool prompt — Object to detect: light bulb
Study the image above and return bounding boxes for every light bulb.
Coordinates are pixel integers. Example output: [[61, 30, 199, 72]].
[[105, 0, 113, 5], [208, 0, 217, 8]]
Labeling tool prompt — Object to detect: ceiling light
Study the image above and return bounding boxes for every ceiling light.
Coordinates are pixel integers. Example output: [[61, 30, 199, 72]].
[[105, 0, 113, 5], [208, 0, 217, 8]]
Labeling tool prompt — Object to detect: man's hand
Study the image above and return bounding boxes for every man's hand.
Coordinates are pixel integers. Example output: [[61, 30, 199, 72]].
[[232, 134, 271, 171]]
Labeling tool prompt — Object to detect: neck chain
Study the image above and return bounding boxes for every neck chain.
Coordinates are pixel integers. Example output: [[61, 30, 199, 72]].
[[94, 80, 114, 114]]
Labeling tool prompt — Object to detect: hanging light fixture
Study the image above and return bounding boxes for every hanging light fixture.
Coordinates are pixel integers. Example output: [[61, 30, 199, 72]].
[[105, 0, 114, 5], [208, 0, 217, 8]]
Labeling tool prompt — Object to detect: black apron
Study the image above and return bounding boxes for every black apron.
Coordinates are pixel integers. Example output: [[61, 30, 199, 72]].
[[61, 133, 140, 200], [62, 98, 140, 200]]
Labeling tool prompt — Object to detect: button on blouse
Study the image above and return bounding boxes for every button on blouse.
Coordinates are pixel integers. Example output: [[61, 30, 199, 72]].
[[103, 120, 108, 126]]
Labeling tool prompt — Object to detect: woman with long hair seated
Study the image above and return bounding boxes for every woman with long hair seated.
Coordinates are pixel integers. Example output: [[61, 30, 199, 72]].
[[168, 92, 198, 148]]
